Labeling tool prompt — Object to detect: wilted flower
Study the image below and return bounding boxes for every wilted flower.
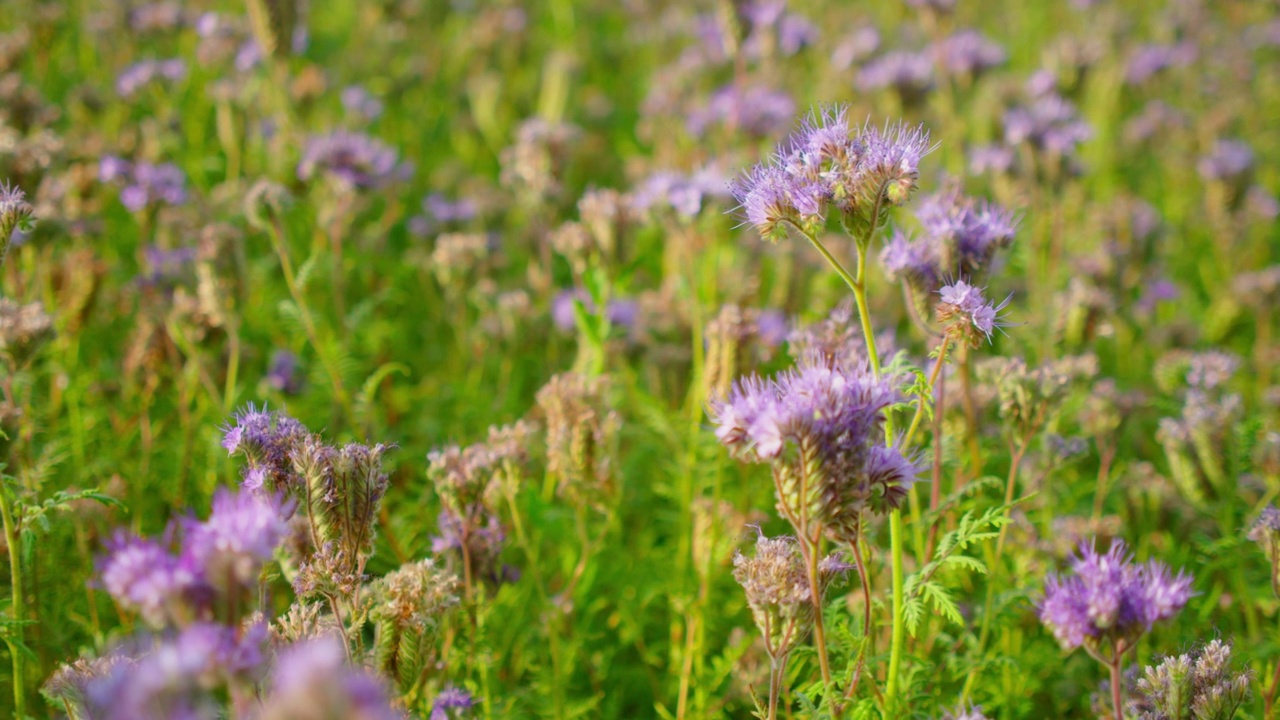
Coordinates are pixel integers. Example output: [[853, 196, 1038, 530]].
[[370, 559, 460, 692], [733, 534, 847, 660], [1039, 540, 1193, 652], [1134, 639, 1250, 720], [535, 373, 619, 509]]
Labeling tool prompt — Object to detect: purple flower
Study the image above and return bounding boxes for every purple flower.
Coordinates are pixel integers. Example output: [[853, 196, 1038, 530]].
[[857, 51, 935, 105], [430, 686, 476, 720], [1198, 139, 1254, 184], [937, 280, 1010, 344], [1003, 93, 1091, 157], [297, 131, 407, 189], [262, 637, 402, 720], [935, 30, 1006, 79], [1125, 42, 1197, 86], [730, 164, 826, 241], [340, 86, 384, 121], [830, 27, 880, 70], [98, 533, 196, 627], [116, 59, 187, 98], [221, 405, 309, 493], [914, 186, 1017, 277], [182, 489, 288, 591], [686, 84, 795, 138], [101, 159, 187, 211], [968, 144, 1016, 176], [266, 350, 304, 395], [1039, 540, 1193, 651], [712, 357, 916, 538]]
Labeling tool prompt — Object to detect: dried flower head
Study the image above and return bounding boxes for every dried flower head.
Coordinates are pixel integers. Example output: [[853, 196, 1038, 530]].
[[535, 374, 620, 509], [1039, 540, 1193, 652], [732, 534, 847, 660], [370, 559, 460, 692], [1134, 639, 1250, 720]]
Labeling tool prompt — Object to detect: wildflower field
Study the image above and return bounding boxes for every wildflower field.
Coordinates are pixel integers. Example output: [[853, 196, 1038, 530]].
[[2, 0, 1279, 718]]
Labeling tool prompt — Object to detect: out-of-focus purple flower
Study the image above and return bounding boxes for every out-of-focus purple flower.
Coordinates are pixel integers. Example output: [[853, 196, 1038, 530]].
[[341, 86, 384, 121], [101, 158, 188, 211], [1123, 100, 1188, 144], [756, 309, 789, 348], [129, 3, 184, 33], [1248, 186, 1280, 220], [141, 245, 197, 287], [831, 27, 880, 70], [686, 84, 795, 138], [182, 488, 288, 591], [297, 131, 407, 189], [432, 509, 508, 584], [430, 686, 476, 720], [1198, 139, 1254, 184], [632, 166, 730, 219], [942, 705, 990, 720], [99, 533, 196, 628], [1039, 540, 1193, 651], [266, 350, 304, 395], [915, 187, 1017, 275], [1136, 279, 1178, 314], [968, 144, 1016, 176], [1125, 42, 1197, 86], [261, 637, 402, 720], [116, 59, 187, 98], [1003, 93, 1091, 157], [409, 193, 479, 236], [935, 30, 1006, 79], [857, 51, 934, 105]]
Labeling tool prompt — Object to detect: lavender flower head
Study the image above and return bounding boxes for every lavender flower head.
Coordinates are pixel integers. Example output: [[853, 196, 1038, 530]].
[[1249, 506, 1280, 598], [99, 156, 188, 211], [266, 350, 304, 395], [935, 30, 1007, 80], [340, 85, 384, 122], [221, 405, 309, 494], [1003, 92, 1092, 158], [1039, 540, 1193, 652], [1125, 42, 1197, 86], [260, 637, 402, 720], [936, 280, 1010, 347], [712, 356, 918, 541], [732, 106, 931, 242], [182, 488, 288, 591], [297, 131, 407, 190], [98, 533, 196, 628], [686, 84, 796, 138], [430, 686, 476, 720], [116, 58, 187, 98], [857, 51, 935, 106]]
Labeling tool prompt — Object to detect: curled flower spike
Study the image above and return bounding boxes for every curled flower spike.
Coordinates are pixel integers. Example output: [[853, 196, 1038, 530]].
[[937, 280, 1011, 346], [732, 534, 848, 661]]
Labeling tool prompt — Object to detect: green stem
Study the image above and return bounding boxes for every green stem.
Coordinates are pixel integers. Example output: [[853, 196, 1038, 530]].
[[2, 486, 27, 718], [885, 509, 906, 713]]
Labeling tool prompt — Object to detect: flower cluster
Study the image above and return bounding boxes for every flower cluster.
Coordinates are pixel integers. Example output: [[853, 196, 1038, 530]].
[[713, 356, 916, 543], [1039, 540, 1193, 652], [686, 84, 796, 138], [730, 106, 931, 242], [1133, 639, 1250, 720], [98, 488, 288, 627], [1249, 506, 1280, 598], [297, 131, 408, 190], [115, 58, 187, 97], [369, 559, 461, 693], [732, 534, 847, 661], [0, 182, 34, 263], [935, 280, 1010, 347], [221, 405, 310, 494], [99, 156, 188, 211], [1003, 92, 1092, 160]]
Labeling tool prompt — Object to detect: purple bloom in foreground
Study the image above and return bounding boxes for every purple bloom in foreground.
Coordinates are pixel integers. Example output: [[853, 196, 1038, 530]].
[[182, 488, 288, 591], [99, 533, 195, 627], [260, 637, 402, 720], [430, 686, 476, 720], [1039, 540, 1193, 651]]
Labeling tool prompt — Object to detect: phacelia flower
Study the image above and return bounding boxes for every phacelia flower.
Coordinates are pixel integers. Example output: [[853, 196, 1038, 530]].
[[712, 356, 917, 542], [266, 350, 304, 395], [1039, 540, 1193, 652], [935, 30, 1006, 80], [430, 686, 476, 720], [98, 533, 196, 627], [1124, 42, 1197, 86], [297, 131, 407, 189], [221, 405, 309, 494], [99, 157, 188, 211], [182, 488, 288, 592], [857, 51, 935, 107], [686, 84, 796, 138], [260, 637, 402, 720], [0, 181, 34, 263], [1003, 93, 1092, 158], [1249, 506, 1280, 598], [936, 280, 1010, 346], [116, 58, 187, 98]]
